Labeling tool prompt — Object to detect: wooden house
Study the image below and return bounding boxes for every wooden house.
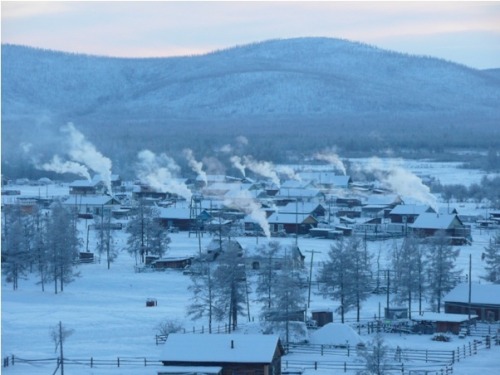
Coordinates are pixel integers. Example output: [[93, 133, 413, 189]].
[[361, 194, 402, 218], [61, 195, 121, 217], [389, 204, 435, 224], [267, 213, 318, 235], [409, 213, 471, 243], [275, 188, 325, 203], [298, 172, 352, 189], [277, 202, 326, 219], [444, 283, 500, 322], [69, 178, 106, 196], [160, 334, 284, 375], [245, 241, 305, 270], [157, 205, 211, 232]]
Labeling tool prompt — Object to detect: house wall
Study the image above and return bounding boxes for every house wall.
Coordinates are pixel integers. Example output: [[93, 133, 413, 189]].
[[445, 302, 500, 321]]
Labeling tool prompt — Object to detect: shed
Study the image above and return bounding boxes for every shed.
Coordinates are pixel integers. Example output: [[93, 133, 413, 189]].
[[444, 283, 500, 322], [411, 312, 478, 335], [152, 257, 193, 270], [311, 310, 333, 327], [160, 334, 284, 375]]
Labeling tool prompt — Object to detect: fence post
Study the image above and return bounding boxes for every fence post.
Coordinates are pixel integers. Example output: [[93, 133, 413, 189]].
[[425, 349, 428, 362], [202, 326, 204, 334], [468, 342, 471, 356], [347, 344, 350, 357], [144, 357, 147, 366], [452, 350, 455, 364], [314, 361, 317, 370], [3, 356, 8, 367], [321, 345, 323, 356], [117, 357, 120, 367], [344, 361, 347, 372], [456, 347, 460, 362], [11, 355, 14, 366], [90, 357, 93, 368], [473, 340, 477, 354]]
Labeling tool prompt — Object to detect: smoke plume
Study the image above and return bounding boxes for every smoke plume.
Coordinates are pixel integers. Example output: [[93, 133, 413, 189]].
[[62, 123, 113, 193], [230, 156, 246, 177], [224, 190, 270, 238], [364, 157, 438, 210], [136, 150, 192, 201], [243, 156, 280, 186], [183, 149, 207, 186], [314, 151, 346, 175], [38, 155, 91, 180]]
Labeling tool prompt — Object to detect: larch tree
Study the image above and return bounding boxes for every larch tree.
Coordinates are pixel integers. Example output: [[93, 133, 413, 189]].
[[318, 236, 371, 323], [391, 235, 425, 319], [187, 261, 217, 334], [425, 231, 461, 312], [45, 202, 81, 294], [267, 249, 307, 345], [126, 201, 170, 264], [255, 241, 282, 310], [481, 231, 500, 283], [1, 205, 31, 290], [211, 242, 247, 332]]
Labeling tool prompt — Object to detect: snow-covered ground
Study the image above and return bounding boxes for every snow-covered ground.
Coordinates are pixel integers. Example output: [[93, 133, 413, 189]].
[[2, 228, 499, 374], [2, 159, 500, 374]]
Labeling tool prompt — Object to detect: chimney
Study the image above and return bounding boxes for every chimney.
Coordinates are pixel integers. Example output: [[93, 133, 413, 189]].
[[231, 340, 234, 349]]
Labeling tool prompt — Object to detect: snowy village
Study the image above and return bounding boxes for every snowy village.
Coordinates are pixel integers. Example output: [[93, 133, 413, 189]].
[[2, 3, 500, 375], [2, 124, 500, 375]]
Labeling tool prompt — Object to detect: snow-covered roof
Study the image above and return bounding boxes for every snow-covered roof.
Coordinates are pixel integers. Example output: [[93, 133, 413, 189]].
[[158, 206, 191, 220], [409, 213, 462, 230], [276, 188, 323, 198], [280, 180, 313, 189], [390, 204, 434, 215], [62, 195, 119, 206], [411, 312, 477, 323], [278, 202, 325, 215], [267, 212, 317, 224], [443, 283, 500, 305], [297, 172, 351, 187], [160, 334, 281, 363], [158, 366, 222, 374], [363, 194, 401, 206], [69, 179, 100, 188]]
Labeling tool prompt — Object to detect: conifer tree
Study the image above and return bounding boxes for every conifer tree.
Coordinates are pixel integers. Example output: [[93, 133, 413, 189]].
[[481, 232, 500, 284]]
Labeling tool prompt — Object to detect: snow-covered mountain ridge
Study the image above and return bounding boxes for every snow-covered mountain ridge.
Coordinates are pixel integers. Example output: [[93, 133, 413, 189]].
[[2, 37, 499, 121]]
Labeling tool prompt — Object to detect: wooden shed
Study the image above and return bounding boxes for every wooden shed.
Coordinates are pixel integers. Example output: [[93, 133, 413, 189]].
[[411, 312, 477, 335], [444, 283, 500, 322]]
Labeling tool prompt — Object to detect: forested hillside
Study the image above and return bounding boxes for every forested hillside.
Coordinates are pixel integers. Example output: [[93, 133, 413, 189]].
[[2, 37, 499, 179]]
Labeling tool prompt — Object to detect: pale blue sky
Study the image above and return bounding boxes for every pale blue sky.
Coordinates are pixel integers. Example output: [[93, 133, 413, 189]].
[[2, 1, 499, 69]]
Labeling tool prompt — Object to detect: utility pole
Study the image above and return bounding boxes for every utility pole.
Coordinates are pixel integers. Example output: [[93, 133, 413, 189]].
[[59, 321, 64, 375], [305, 250, 318, 308]]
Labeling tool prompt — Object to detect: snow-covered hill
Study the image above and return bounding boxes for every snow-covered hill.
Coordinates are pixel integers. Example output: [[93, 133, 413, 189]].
[[2, 37, 499, 120]]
